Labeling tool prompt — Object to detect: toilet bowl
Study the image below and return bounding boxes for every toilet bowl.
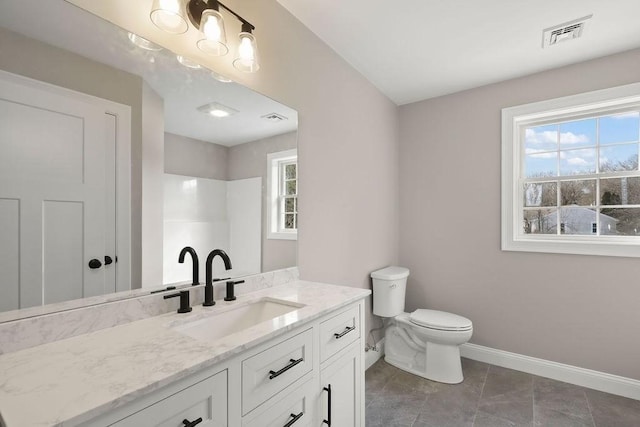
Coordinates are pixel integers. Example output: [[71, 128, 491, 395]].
[[371, 267, 473, 384]]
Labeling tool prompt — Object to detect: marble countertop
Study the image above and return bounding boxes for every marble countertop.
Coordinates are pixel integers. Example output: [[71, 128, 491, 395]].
[[0, 281, 370, 427]]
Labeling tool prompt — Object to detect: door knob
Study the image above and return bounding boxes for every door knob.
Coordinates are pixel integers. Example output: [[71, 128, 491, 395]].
[[104, 256, 113, 266], [88, 259, 102, 269]]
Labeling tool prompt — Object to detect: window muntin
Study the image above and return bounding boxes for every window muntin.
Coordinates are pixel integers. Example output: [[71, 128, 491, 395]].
[[521, 112, 640, 238], [502, 83, 640, 257]]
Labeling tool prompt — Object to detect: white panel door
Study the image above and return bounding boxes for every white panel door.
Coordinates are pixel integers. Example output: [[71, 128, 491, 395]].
[[0, 74, 114, 309]]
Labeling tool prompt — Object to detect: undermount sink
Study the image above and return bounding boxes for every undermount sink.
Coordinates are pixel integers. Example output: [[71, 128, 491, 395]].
[[172, 298, 305, 342]]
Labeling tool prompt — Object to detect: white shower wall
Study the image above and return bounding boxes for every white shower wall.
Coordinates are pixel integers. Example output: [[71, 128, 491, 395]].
[[163, 174, 261, 285]]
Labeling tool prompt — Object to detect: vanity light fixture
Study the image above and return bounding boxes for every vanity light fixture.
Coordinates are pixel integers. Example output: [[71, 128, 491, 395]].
[[127, 33, 164, 51], [176, 55, 202, 69], [211, 71, 233, 83], [150, 0, 189, 34], [151, 0, 260, 72], [197, 102, 238, 118]]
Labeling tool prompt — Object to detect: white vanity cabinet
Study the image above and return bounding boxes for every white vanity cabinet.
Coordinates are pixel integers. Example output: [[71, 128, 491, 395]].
[[110, 370, 228, 427], [318, 304, 363, 427], [85, 299, 365, 427]]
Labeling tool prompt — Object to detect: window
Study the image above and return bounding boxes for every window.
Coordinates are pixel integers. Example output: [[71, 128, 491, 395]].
[[267, 149, 297, 240], [502, 83, 640, 257]]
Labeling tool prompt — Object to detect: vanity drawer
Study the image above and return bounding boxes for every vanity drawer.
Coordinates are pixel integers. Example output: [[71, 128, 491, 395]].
[[110, 369, 227, 427], [242, 378, 314, 427], [242, 328, 313, 415], [320, 304, 360, 362]]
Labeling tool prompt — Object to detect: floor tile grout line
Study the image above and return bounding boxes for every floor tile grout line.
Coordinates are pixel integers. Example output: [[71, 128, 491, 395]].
[[531, 375, 536, 427], [470, 363, 490, 427], [583, 388, 597, 427]]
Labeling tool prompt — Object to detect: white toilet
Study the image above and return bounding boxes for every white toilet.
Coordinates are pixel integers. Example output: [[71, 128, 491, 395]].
[[371, 266, 473, 384]]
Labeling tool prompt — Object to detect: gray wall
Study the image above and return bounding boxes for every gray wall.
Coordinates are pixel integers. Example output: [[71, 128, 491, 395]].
[[165, 132, 228, 180], [172, 0, 400, 338], [399, 48, 640, 380], [0, 27, 144, 288], [228, 131, 298, 272]]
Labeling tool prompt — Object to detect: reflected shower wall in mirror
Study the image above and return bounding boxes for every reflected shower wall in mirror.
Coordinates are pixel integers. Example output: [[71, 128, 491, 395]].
[[0, 0, 297, 316]]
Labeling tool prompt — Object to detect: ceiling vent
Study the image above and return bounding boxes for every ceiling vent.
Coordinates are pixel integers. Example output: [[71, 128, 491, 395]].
[[261, 113, 288, 122], [542, 15, 592, 48]]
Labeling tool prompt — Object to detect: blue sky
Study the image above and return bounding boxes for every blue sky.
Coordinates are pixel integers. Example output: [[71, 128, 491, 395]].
[[524, 112, 640, 177]]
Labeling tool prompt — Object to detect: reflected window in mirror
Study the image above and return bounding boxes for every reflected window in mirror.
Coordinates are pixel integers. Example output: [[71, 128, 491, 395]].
[[268, 149, 298, 240]]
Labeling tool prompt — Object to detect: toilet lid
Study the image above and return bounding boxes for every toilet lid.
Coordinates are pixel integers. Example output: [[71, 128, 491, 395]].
[[410, 309, 473, 331]]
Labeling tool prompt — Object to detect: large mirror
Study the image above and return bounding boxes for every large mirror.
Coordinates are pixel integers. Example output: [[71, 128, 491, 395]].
[[0, 0, 298, 318]]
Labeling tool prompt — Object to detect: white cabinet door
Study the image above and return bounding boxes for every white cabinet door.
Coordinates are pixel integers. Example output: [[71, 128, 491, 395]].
[[111, 370, 227, 427], [0, 72, 115, 310], [319, 341, 362, 427]]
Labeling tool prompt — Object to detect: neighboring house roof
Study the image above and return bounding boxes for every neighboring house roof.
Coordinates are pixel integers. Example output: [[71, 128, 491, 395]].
[[540, 205, 619, 223]]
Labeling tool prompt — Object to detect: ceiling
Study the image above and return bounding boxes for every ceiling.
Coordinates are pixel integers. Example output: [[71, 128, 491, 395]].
[[276, 0, 640, 105], [0, 0, 297, 146]]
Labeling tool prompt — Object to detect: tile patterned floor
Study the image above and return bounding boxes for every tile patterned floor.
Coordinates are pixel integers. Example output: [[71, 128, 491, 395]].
[[365, 358, 640, 427]]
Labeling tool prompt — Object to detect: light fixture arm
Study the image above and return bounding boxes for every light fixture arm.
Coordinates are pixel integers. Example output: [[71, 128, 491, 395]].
[[187, 0, 255, 32]]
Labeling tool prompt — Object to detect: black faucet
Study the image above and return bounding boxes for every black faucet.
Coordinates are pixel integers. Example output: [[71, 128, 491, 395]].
[[163, 290, 192, 313], [204, 249, 232, 307], [179, 247, 199, 286]]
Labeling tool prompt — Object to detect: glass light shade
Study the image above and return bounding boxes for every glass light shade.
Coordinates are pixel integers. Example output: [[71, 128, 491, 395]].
[[196, 9, 228, 56], [211, 71, 233, 83], [233, 32, 260, 73], [176, 55, 202, 69], [127, 33, 163, 51], [150, 0, 188, 34]]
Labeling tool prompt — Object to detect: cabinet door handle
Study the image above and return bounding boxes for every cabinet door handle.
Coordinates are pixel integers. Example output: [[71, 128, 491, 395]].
[[322, 384, 332, 426], [283, 412, 304, 427], [88, 259, 102, 269], [182, 417, 202, 427], [104, 255, 113, 266], [269, 357, 303, 379], [334, 325, 355, 339]]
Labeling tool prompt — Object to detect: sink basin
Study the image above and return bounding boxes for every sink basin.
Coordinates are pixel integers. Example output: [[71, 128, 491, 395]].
[[172, 298, 305, 342]]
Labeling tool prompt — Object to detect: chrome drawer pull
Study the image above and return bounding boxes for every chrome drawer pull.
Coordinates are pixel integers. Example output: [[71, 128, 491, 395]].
[[333, 326, 355, 339], [269, 357, 303, 379], [283, 412, 304, 427]]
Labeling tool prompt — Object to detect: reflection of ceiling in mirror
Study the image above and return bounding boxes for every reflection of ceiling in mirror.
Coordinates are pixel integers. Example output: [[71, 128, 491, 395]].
[[0, 0, 297, 146]]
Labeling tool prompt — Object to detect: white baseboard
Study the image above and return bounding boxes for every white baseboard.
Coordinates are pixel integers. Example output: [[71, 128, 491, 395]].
[[365, 338, 385, 370], [461, 343, 640, 401]]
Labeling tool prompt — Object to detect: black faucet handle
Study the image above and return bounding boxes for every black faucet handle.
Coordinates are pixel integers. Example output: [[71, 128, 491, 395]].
[[164, 290, 192, 313], [224, 280, 245, 301]]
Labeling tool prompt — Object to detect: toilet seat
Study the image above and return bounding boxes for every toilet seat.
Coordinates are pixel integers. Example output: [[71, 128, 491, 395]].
[[409, 309, 472, 331]]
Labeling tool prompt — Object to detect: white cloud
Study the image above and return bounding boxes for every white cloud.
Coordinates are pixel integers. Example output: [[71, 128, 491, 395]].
[[559, 132, 590, 145], [525, 128, 557, 145], [526, 128, 591, 146], [567, 157, 588, 165]]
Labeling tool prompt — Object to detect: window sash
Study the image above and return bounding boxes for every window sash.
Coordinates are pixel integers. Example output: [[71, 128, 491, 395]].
[[502, 82, 640, 257]]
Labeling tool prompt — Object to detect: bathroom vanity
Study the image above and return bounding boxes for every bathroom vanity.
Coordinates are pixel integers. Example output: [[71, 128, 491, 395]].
[[0, 281, 369, 426]]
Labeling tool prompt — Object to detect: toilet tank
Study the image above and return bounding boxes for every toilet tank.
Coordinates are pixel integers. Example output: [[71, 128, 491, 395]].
[[371, 266, 410, 317]]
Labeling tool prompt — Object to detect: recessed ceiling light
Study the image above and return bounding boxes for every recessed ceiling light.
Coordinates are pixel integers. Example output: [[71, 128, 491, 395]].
[[197, 102, 239, 118], [127, 32, 163, 51], [176, 55, 202, 69]]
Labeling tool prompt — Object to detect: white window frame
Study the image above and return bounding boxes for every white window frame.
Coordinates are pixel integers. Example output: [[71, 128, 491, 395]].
[[502, 82, 640, 257], [267, 149, 298, 240]]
